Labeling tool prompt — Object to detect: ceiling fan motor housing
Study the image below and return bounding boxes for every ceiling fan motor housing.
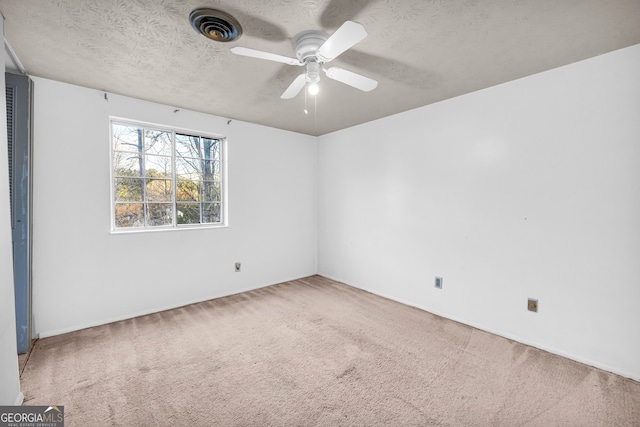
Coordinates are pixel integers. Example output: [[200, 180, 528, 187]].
[[292, 30, 329, 63]]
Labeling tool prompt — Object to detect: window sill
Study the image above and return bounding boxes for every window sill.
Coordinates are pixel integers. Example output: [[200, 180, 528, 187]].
[[109, 223, 228, 235]]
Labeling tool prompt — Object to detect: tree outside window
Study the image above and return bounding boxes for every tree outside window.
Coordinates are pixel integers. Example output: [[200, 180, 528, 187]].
[[111, 121, 224, 230]]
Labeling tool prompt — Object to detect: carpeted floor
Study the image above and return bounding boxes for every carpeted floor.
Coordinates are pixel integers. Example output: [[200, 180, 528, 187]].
[[21, 275, 640, 426]]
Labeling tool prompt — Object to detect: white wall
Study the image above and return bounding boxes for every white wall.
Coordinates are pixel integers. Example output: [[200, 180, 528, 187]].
[[22, 42, 640, 384], [31, 78, 317, 337], [318, 44, 640, 380], [1, 17, 23, 404]]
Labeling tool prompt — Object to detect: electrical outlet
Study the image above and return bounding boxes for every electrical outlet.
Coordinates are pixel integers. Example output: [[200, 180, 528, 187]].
[[434, 276, 443, 289], [527, 298, 538, 312], [235, 262, 241, 272]]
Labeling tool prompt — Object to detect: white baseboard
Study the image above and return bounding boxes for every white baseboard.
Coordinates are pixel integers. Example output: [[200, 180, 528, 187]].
[[14, 391, 24, 406], [37, 273, 316, 338], [318, 273, 640, 383]]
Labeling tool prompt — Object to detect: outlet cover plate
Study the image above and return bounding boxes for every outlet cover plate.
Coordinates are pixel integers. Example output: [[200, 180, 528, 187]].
[[528, 298, 538, 312], [435, 277, 443, 289]]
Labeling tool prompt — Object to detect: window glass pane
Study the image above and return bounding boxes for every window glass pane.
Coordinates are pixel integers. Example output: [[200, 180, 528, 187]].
[[176, 134, 201, 158], [115, 178, 144, 202], [202, 138, 219, 161], [145, 154, 172, 178], [176, 156, 201, 181], [176, 179, 200, 201], [202, 203, 221, 223], [200, 159, 218, 180], [146, 179, 172, 202], [113, 152, 142, 177], [146, 203, 173, 226], [145, 129, 172, 156], [177, 203, 201, 224], [112, 122, 224, 230], [115, 203, 144, 227], [201, 181, 220, 202], [113, 124, 143, 153]]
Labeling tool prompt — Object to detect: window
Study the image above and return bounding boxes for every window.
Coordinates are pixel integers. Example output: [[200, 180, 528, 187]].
[[111, 120, 225, 231]]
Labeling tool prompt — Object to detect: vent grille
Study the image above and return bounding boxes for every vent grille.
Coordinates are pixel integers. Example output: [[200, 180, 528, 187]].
[[6, 85, 15, 221], [189, 9, 242, 42]]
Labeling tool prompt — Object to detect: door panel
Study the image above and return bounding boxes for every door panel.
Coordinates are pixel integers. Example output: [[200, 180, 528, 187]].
[[6, 72, 32, 354]]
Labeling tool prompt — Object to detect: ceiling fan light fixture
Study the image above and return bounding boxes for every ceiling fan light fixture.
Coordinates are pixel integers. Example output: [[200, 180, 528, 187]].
[[308, 83, 319, 96], [305, 60, 321, 84], [189, 8, 243, 42]]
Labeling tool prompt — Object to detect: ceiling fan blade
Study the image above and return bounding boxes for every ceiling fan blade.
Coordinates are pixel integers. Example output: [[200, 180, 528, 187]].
[[325, 67, 378, 92], [230, 47, 302, 66], [281, 74, 307, 99], [317, 21, 368, 63]]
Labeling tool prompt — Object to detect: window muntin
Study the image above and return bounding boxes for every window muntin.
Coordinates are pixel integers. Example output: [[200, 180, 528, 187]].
[[111, 120, 225, 231]]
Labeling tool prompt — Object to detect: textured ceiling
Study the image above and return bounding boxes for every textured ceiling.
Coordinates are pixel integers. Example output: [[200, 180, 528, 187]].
[[1, 0, 639, 136]]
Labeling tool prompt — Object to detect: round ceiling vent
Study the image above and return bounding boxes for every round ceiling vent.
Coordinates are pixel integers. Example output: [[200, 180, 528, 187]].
[[189, 8, 242, 42]]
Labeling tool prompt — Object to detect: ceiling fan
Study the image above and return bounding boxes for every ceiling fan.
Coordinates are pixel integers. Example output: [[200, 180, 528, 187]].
[[230, 21, 378, 99]]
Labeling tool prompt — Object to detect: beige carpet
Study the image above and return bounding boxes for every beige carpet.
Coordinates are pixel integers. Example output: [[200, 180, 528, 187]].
[[21, 276, 640, 426]]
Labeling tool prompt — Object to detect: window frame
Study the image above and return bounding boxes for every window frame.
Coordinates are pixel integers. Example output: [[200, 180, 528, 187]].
[[109, 117, 228, 233]]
